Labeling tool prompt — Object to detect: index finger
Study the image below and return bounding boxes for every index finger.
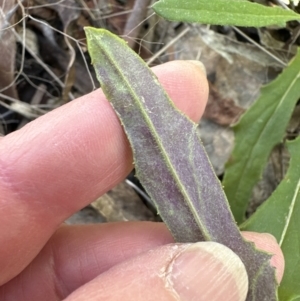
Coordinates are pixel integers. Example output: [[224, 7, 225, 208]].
[[0, 60, 208, 285]]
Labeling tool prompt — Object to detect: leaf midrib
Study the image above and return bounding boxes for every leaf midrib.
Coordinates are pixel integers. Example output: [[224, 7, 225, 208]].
[[279, 179, 300, 246], [159, 7, 293, 19]]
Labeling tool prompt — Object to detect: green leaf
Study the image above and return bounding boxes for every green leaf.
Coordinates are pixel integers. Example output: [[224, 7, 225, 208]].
[[241, 137, 300, 301], [85, 27, 278, 301], [152, 0, 299, 27], [223, 49, 300, 224]]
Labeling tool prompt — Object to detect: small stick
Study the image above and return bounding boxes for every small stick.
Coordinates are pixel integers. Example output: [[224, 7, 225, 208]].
[[123, 0, 152, 48], [146, 26, 191, 66]]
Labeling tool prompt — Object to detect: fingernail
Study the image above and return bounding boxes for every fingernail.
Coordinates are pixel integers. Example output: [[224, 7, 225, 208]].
[[167, 242, 248, 301], [187, 60, 206, 76]]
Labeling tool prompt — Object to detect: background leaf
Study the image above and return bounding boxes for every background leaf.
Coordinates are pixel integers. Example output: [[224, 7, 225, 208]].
[[85, 27, 278, 301], [152, 0, 299, 27], [241, 137, 300, 301], [223, 49, 300, 224]]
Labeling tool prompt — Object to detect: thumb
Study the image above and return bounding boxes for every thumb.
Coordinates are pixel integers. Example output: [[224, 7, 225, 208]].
[[65, 242, 248, 301]]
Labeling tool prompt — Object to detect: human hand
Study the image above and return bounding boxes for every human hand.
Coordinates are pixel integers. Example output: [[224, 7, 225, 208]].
[[0, 61, 284, 301]]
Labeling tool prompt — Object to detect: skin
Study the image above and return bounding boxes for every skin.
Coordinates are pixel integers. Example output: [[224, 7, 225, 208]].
[[0, 61, 284, 300]]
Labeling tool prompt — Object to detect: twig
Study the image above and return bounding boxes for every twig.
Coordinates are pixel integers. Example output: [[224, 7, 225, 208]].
[[0, 0, 26, 94], [146, 26, 191, 65], [232, 26, 288, 67], [14, 28, 75, 98], [17, 84, 47, 129], [96, 8, 135, 20], [20, 72, 56, 99], [28, 15, 96, 91], [0, 98, 46, 119], [125, 179, 156, 213], [123, 0, 152, 48]]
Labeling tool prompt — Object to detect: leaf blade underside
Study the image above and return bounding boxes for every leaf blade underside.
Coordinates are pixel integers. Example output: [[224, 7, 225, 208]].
[[152, 0, 299, 27], [85, 27, 278, 301]]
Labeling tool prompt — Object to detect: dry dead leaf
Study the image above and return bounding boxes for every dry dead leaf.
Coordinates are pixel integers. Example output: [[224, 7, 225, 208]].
[[287, 104, 300, 135], [39, 0, 81, 102], [203, 82, 245, 126], [123, 0, 152, 48], [107, 0, 135, 34], [28, 0, 96, 97], [92, 182, 157, 222]]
